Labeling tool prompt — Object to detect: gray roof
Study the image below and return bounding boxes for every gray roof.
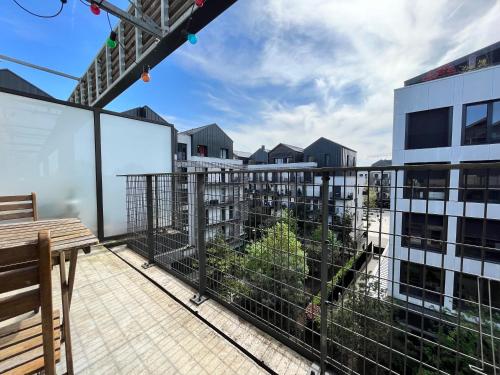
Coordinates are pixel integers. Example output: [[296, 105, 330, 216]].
[[371, 159, 392, 167], [0, 69, 52, 98], [305, 137, 356, 153], [179, 123, 216, 135], [233, 150, 252, 158], [272, 143, 304, 153], [121, 105, 172, 125]]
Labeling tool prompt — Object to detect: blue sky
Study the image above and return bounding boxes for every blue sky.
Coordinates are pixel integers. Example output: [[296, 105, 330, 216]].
[[1, 0, 500, 164]]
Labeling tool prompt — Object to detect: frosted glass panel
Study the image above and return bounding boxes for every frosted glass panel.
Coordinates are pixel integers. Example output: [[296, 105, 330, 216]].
[[0, 92, 97, 233], [100, 114, 172, 237]]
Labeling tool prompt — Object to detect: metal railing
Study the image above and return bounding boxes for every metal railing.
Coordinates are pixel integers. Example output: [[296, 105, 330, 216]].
[[123, 163, 500, 375]]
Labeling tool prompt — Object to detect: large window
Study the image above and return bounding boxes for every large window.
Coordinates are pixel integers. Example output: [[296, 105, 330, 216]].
[[453, 273, 500, 310], [404, 164, 449, 200], [459, 162, 500, 203], [400, 261, 444, 304], [401, 213, 446, 253], [177, 143, 187, 160], [220, 148, 229, 159], [456, 218, 500, 263], [463, 99, 500, 145], [405, 107, 452, 149]]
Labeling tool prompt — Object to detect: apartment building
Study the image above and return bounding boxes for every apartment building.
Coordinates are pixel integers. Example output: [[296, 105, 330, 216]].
[[370, 159, 392, 208], [176, 124, 246, 248], [390, 42, 500, 313]]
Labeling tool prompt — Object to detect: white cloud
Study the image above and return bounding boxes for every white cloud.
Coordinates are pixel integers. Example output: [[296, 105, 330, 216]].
[[175, 0, 500, 164]]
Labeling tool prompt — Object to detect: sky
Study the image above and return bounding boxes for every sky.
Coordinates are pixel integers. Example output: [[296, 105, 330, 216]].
[[1, 0, 500, 164]]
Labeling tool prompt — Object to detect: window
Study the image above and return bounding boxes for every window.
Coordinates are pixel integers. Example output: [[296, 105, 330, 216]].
[[463, 99, 500, 145], [352, 157, 356, 166], [399, 261, 444, 304], [229, 206, 234, 219], [177, 143, 187, 160], [456, 218, 500, 263], [220, 148, 229, 159], [464, 103, 488, 145], [346, 155, 350, 166], [459, 163, 500, 203], [453, 273, 500, 310], [401, 213, 446, 252], [205, 209, 209, 225], [221, 208, 226, 221], [197, 145, 208, 157], [406, 107, 452, 149], [404, 164, 449, 200], [274, 158, 284, 164], [307, 155, 314, 162]]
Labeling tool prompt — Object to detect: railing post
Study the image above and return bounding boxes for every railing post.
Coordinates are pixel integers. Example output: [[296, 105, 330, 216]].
[[320, 172, 330, 374], [142, 174, 155, 268], [191, 172, 208, 305]]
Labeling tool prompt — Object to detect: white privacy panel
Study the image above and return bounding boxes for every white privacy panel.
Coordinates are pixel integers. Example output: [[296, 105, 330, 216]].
[[0, 92, 98, 233], [100, 114, 172, 237]]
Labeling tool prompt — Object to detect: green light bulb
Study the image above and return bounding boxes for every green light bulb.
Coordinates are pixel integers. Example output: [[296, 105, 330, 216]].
[[107, 38, 117, 49]]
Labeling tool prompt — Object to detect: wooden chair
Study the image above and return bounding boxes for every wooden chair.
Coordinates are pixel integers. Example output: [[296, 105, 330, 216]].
[[0, 230, 60, 375], [0, 193, 38, 222]]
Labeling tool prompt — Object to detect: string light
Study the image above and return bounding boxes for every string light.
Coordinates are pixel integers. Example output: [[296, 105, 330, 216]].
[[107, 31, 117, 48], [141, 66, 151, 82], [195, 0, 205, 7], [90, 2, 100, 15], [187, 33, 198, 45]]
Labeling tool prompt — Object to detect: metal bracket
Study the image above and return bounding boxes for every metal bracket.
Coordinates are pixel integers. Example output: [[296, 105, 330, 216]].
[[96, 0, 163, 38], [190, 293, 208, 306], [141, 261, 154, 269]]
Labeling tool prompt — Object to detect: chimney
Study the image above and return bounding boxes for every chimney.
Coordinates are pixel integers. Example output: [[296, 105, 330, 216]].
[[261, 145, 265, 150]]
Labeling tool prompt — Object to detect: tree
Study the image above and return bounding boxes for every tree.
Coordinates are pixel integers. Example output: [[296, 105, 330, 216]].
[[364, 187, 378, 209], [326, 279, 393, 372], [241, 220, 308, 328], [305, 226, 341, 276]]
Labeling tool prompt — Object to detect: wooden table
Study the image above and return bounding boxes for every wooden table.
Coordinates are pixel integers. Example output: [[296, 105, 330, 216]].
[[0, 218, 98, 374]]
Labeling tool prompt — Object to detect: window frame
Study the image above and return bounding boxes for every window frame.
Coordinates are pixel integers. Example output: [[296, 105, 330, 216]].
[[456, 217, 500, 263], [462, 98, 500, 146], [399, 261, 445, 304], [401, 212, 447, 253], [403, 163, 450, 201], [405, 107, 453, 150]]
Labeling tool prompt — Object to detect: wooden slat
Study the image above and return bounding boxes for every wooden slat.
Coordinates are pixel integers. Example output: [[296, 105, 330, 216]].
[[0, 244, 38, 268], [0, 212, 34, 221], [0, 312, 60, 339], [0, 266, 39, 294], [0, 325, 60, 361], [0, 203, 33, 212], [2, 349, 61, 375], [0, 289, 40, 322], [0, 196, 31, 203]]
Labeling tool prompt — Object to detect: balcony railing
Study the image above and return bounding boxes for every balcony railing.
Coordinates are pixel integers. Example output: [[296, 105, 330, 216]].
[[123, 163, 500, 375]]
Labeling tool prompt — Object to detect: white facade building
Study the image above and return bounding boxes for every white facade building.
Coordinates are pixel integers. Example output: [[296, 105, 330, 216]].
[[390, 63, 500, 312]]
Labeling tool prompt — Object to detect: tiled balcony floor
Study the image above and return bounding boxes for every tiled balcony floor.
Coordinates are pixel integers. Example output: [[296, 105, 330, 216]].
[[52, 246, 270, 374]]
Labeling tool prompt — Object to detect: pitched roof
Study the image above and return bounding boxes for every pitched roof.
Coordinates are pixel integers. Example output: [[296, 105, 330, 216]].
[[304, 137, 356, 153], [0, 69, 52, 98], [121, 105, 172, 125], [371, 159, 392, 167], [269, 143, 304, 153], [179, 123, 214, 135], [233, 150, 252, 158]]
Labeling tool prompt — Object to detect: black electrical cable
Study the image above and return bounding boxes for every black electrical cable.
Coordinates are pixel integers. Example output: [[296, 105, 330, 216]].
[[11, 0, 64, 18]]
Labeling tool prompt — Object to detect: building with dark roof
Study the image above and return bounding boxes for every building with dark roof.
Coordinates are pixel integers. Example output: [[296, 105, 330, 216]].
[[121, 105, 172, 125], [371, 159, 392, 168], [268, 143, 304, 164], [303, 137, 357, 168], [249, 146, 269, 165], [178, 123, 233, 160], [0, 69, 52, 98], [233, 150, 251, 165]]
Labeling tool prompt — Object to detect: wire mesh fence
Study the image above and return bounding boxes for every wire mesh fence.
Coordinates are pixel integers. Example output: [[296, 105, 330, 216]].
[[124, 162, 500, 375]]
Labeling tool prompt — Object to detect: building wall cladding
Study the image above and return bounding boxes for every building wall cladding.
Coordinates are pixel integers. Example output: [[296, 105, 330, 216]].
[[250, 147, 269, 164], [190, 125, 233, 159], [121, 106, 171, 125], [391, 64, 500, 311], [303, 137, 357, 168], [268, 144, 304, 163]]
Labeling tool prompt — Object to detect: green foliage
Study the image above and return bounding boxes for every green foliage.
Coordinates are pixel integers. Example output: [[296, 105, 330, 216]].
[[364, 187, 378, 209], [311, 250, 362, 306], [305, 227, 341, 276], [243, 221, 308, 313]]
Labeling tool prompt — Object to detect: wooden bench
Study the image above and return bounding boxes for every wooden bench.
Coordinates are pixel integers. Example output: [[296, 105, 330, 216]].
[[0, 194, 38, 222], [0, 230, 60, 375]]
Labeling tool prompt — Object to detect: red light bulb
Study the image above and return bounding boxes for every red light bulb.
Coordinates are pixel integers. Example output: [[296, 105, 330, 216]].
[[195, 0, 205, 7], [141, 71, 150, 82], [90, 3, 101, 15]]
